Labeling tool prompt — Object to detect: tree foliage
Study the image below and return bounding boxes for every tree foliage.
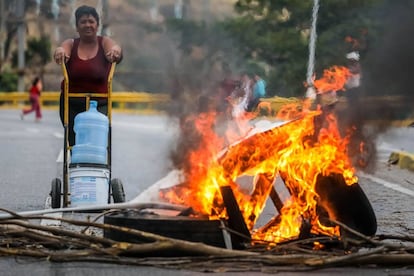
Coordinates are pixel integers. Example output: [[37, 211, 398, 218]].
[[143, 0, 414, 98], [12, 35, 51, 72], [0, 70, 18, 92], [165, 0, 391, 97], [228, 0, 384, 96]]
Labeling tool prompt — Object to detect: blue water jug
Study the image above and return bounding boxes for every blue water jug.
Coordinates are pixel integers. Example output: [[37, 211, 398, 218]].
[[71, 100, 109, 165]]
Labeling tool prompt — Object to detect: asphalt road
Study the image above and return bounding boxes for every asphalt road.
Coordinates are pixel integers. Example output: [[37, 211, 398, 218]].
[[0, 109, 177, 211], [0, 109, 413, 275]]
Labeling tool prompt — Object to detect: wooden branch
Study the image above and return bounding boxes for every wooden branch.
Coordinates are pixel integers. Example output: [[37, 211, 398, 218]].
[[0, 208, 413, 272], [377, 234, 414, 243], [330, 219, 379, 246], [0, 219, 114, 247], [1, 215, 258, 258], [305, 246, 386, 266], [1, 225, 65, 248]]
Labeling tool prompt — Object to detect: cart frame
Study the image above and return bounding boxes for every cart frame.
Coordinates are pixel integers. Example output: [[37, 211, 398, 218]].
[[60, 62, 116, 207]]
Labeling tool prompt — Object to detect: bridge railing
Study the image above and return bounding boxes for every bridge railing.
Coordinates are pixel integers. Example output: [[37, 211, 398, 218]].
[[0, 92, 170, 113], [1, 92, 411, 122], [0, 91, 301, 113]]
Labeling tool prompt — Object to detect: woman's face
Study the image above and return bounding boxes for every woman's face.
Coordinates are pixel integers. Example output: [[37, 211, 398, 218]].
[[76, 14, 98, 39]]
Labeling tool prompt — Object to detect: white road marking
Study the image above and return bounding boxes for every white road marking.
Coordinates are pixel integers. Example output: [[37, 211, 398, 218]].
[[53, 132, 64, 139], [56, 149, 63, 162], [56, 149, 70, 163], [359, 172, 414, 197]]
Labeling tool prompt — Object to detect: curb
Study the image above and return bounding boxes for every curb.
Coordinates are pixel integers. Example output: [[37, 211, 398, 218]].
[[389, 151, 414, 172]]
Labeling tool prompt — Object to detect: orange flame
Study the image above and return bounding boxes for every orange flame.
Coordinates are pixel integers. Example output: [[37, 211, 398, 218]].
[[313, 66, 352, 94], [160, 64, 359, 244], [345, 36, 360, 50], [160, 106, 357, 244], [276, 103, 303, 120]]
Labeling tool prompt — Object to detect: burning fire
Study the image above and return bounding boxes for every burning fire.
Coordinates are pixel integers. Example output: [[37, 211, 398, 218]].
[[161, 65, 358, 244], [313, 66, 352, 94]]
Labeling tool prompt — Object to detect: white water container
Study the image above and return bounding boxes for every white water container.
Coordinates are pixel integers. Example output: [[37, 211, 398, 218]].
[[71, 100, 109, 165], [69, 165, 109, 207]]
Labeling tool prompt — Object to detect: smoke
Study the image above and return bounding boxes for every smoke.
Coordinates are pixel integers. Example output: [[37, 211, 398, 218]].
[[364, 2, 414, 101], [356, 1, 414, 124], [164, 25, 244, 171], [166, 2, 414, 174], [333, 2, 414, 172]]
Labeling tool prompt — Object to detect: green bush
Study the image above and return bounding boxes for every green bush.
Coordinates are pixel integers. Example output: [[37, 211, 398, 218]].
[[0, 71, 18, 92]]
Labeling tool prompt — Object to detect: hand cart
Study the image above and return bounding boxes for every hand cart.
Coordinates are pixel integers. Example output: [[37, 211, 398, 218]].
[[50, 62, 125, 208]]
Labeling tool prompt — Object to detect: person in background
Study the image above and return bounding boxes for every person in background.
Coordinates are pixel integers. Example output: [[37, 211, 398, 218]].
[[345, 51, 361, 90], [344, 51, 362, 106], [247, 73, 266, 112], [21, 77, 42, 122], [231, 72, 252, 118], [216, 65, 237, 113], [53, 5, 122, 146]]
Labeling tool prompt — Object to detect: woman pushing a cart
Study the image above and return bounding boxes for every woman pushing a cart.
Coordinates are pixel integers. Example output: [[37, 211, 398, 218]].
[[51, 5, 124, 208], [53, 5, 123, 146]]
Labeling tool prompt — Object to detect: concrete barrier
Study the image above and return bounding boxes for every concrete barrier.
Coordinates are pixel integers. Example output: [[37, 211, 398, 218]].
[[389, 151, 414, 172]]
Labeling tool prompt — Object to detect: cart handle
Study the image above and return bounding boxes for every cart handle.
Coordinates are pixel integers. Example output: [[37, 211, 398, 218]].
[[61, 62, 116, 125]]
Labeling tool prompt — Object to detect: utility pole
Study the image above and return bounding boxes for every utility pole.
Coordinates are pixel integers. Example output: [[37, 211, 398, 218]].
[[16, 0, 25, 92], [306, 0, 319, 88], [0, 0, 5, 70]]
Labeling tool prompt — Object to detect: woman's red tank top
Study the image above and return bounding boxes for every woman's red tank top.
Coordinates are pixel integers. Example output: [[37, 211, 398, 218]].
[[65, 36, 111, 94]]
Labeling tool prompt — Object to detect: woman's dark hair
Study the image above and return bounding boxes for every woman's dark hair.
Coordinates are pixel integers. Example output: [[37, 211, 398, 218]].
[[75, 5, 100, 26], [32, 77, 40, 86]]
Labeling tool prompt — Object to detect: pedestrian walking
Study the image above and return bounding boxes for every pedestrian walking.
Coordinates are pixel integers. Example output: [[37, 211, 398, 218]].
[[21, 77, 42, 122]]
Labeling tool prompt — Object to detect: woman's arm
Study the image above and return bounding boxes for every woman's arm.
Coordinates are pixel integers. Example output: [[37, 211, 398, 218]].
[[54, 39, 74, 64], [36, 80, 43, 92], [102, 36, 123, 64]]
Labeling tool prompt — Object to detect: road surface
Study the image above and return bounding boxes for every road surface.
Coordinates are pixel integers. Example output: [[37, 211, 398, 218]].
[[0, 109, 413, 275]]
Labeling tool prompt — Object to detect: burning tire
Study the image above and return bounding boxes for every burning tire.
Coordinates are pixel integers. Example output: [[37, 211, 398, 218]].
[[315, 173, 377, 236], [104, 211, 229, 252]]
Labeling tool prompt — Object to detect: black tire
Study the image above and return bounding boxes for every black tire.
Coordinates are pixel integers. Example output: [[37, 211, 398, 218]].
[[315, 173, 377, 236], [111, 178, 125, 203], [104, 212, 228, 252], [50, 178, 62, 209]]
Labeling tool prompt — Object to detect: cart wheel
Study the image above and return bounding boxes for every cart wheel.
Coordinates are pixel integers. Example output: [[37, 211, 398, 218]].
[[50, 178, 62, 209], [111, 178, 126, 203]]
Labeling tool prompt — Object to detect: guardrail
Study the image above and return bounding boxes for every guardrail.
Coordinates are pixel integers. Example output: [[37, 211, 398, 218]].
[[0, 92, 170, 113], [1, 92, 412, 124], [0, 92, 301, 113]]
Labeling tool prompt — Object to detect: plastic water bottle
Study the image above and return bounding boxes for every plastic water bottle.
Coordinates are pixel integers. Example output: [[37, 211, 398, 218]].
[[71, 100, 109, 164]]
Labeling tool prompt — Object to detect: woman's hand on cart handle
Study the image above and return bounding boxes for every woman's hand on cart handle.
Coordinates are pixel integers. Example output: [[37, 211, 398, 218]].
[[54, 47, 70, 65], [106, 45, 122, 64]]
